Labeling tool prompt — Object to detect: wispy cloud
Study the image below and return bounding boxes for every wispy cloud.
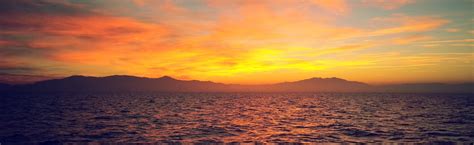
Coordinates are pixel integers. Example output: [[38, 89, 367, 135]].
[[391, 35, 432, 45], [362, 0, 415, 10], [309, 0, 350, 14], [370, 14, 449, 36]]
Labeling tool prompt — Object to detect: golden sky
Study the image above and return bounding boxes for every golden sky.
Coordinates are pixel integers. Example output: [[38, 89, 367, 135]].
[[0, 0, 472, 84]]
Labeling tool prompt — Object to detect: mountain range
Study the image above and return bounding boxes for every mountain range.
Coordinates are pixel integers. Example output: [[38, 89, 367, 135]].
[[1, 75, 472, 93]]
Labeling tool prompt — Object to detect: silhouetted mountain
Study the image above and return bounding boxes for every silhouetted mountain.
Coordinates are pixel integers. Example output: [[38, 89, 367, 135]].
[[2, 75, 472, 93], [8, 75, 230, 93], [270, 77, 372, 92]]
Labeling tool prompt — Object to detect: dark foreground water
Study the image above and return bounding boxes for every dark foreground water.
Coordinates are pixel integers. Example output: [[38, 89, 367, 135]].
[[0, 93, 473, 144]]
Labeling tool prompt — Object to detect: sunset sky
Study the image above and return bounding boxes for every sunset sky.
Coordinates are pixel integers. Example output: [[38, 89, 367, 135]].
[[0, 0, 472, 84]]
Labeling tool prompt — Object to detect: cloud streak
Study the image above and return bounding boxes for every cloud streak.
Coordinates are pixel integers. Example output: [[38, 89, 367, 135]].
[[362, 0, 414, 10]]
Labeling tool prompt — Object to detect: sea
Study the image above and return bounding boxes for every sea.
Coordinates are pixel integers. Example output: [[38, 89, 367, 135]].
[[0, 93, 473, 144]]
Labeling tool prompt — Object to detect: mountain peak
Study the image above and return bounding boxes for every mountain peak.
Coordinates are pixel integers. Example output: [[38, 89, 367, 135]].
[[304, 77, 346, 82], [65, 75, 88, 79], [104, 75, 138, 79], [326, 77, 346, 81], [158, 75, 176, 80]]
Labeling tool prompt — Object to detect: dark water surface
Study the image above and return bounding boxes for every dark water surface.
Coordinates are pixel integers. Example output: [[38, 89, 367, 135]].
[[1, 93, 473, 144]]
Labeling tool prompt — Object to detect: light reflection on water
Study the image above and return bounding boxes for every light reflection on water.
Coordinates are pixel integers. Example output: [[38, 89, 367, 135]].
[[0, 93, 473, 143]]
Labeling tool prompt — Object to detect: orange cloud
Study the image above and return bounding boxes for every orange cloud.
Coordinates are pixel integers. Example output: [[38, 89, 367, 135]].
[[313, 42, 377, 56], [160, 0, 187, 14], [206, 0, 350, 16], [414, 38, 474, 47], [329, 52, 473, 84], [2, 14, 168, 43], [421, 39, 474, 44], [391, 35, 432, 45], [310, 0, 350, 14], [419, 44, 440, 48], [132, 0, 149, 7], [370, 14, 448, 36], [362, 0, 414, 10], [0, 13, 172, 76], [195, 1, 362, 49], [0, 40, 20, 47], [445, 28, 459, 32], [29, 15, 166, 49]]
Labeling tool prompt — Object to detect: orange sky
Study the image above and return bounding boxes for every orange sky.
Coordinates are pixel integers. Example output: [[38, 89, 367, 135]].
[[0, 0, 472, 84]]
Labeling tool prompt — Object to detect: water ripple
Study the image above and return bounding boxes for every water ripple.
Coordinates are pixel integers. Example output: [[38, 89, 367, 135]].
[[0, 93, 473, 143]]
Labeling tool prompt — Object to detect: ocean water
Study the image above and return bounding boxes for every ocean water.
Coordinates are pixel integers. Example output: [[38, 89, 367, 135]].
[[0, 93, 473, 144]]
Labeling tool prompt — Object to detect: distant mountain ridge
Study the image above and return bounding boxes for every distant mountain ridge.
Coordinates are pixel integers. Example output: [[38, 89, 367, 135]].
[[9, 75, 229, 92], [2, 75, 473, 93], [266, 77, 371, 92]]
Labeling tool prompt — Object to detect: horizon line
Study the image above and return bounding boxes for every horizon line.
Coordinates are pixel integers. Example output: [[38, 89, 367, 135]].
[[1, 74, 473, 86]]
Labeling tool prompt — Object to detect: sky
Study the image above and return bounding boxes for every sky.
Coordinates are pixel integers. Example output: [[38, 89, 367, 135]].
[[0, 0, 472, 85]]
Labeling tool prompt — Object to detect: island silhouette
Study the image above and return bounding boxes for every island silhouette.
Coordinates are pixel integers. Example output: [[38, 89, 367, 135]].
[[1, 75, 472, 93]]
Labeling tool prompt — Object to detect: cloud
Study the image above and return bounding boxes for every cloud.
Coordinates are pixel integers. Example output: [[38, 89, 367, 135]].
[[309, 0, 350, 14], [132, 0, 149, 7], [191, 0, 363, 52], [445, 28, 459, 32], [449, 43, 474, 47], [1, 14, 167, 42], [415, 38, 474, 48], [362, 0, 415, 10], [0, 73, 55, 84], [0, 40, 20, 47], [314, 42, 377, 56], [354, 52, 472, 67], [0, 13, 172, 76], [335, 52, 473, 83], [419, 44, 440, 48], [0, 0, 89, 16], [421, 39, 474, 44], [391, 35, 432, 45], [0, 59, 40, 74], [206, 0, 350, 15], [370, 14, 448, 36], [0, 0, 174, 77]]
